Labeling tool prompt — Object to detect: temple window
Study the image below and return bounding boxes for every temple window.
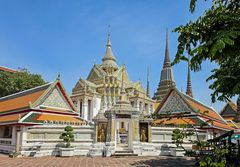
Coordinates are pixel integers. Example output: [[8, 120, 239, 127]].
[[2, 126, 12, 138], [145, 103, 148, 111], [131, 101, 134, 107], [88, 100, 92, 121], [80, 100, 83, 117], [139, 102, 142, 111]]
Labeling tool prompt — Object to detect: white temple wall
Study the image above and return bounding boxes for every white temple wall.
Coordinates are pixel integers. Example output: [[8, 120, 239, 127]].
[[92, 97, 101, 119], [149, 126, 207, 156], [19, 125, 94, 157]]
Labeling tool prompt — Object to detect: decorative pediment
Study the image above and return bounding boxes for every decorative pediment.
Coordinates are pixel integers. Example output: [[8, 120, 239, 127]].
[[40, 87, 72, 110], [133, 82, 145, 93], [114, 66, 130, 83], [87, 64, 105, 82], [221, 104, 237, 116], [159, 90, 193, 114], [72, 78, 97, 94]]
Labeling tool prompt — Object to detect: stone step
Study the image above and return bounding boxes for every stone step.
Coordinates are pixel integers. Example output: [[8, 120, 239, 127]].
[[111, 149, 138, 157]]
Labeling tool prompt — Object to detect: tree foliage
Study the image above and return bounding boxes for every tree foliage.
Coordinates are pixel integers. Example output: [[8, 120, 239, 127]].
[[59, 126, 75, 148], [173, 0, 240, 102], [0, 68, 46, 97]]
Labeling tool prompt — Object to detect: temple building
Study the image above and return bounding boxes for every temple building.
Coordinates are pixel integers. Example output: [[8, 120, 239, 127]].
[[0, 31, 239, 157], [0, 77, 87, 155], [71, 33, 155, 122]]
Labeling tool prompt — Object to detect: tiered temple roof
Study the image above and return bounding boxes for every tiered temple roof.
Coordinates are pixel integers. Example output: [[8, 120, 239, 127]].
[[0, 77, 85, 126], [154, 88, 233, 131]]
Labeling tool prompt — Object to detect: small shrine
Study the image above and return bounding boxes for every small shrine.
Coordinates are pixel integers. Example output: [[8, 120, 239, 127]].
[[92, 69, 152, 155]]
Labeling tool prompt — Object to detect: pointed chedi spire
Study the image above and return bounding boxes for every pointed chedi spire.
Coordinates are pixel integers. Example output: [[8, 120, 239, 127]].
[[186, 58, 193, 97], [163, 30, 171, 68], [153, 29, 176, 102], [146, 67, 150, 98], [101, 25, 118, 71]]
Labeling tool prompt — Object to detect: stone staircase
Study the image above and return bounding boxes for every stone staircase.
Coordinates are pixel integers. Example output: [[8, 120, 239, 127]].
[[111, 148, 138, 157]]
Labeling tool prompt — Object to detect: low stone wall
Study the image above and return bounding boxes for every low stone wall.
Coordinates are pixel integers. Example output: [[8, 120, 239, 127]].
[[21, 125, 94, 157], [150, 126, 207, 156]]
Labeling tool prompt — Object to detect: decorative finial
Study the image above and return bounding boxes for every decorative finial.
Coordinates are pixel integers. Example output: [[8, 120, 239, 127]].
[[57, 73, 61, 80], [107, 25, 111, 47], [108, 25, 111, 36]]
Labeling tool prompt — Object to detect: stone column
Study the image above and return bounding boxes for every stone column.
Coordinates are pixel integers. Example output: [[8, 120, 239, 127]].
[[113, 87, 116, 105], [148, 123, 152, 142], [108, 87, 112, 107], [83, 98, 88, 120], [77, 100, 80, 114], [16, 129, 21, 153], [11, 126, 16, 146], [135, 100, 140, 111]]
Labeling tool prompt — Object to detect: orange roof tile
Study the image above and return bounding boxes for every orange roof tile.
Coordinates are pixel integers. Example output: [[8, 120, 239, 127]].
[[212, 121, 233, 130], [184, 96, 223, 121], [37, 114, 84, 123], [0, 90, 46, 113], [0, 113, 25, 124], [225, 117, 235, 121], [0, 83, 51, 113], [0, 66, 17, 73], [153, 117, 196, 125], [226, 121, 238, 129]]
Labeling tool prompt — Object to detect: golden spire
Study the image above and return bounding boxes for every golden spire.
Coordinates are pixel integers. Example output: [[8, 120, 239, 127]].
[[101, 25, 118, 69]]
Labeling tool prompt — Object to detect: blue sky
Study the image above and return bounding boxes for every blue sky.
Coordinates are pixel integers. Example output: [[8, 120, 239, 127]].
[[0, 0, 235, 111]]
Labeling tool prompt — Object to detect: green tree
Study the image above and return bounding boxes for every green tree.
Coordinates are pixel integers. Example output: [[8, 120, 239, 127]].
[[59, 126, 75, 148], [173, 0, 240, 102], [0, 68, 46, 97]]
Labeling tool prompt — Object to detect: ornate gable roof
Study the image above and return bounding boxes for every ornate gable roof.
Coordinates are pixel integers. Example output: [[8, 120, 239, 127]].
[[220, 101, 237, 118], [72, 78, 97, 95], [0, 77, 76, 114], [156, 89, 193, 115], [0, 78, 83, 125], [87, 64, 106, 82], [155, 88, 233, 131]]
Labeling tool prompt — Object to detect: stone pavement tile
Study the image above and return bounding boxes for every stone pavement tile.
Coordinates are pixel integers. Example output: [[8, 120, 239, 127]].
[[0, 156, 195, 167]]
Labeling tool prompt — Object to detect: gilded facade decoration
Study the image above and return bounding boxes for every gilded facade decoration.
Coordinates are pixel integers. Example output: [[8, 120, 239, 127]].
[[97, 122, 107, 142], [71, 33, 155, 121]]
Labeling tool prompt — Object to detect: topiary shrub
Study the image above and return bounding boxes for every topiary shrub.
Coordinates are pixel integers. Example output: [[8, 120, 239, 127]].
[[59, 126, 75, 148]]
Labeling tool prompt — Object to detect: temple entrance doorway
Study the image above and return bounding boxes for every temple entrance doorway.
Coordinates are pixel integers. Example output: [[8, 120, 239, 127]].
[[116, 119, 132, 149]]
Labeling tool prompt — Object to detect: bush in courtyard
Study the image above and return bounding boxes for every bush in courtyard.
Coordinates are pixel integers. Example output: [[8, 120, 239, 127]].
[[59, 126, 75, 148]]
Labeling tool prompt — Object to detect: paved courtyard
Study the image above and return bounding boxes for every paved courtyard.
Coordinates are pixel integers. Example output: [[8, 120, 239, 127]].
[[0, 155, 195, 167]]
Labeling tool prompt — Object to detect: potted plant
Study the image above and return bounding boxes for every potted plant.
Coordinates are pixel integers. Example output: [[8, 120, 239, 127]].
[[59, 126, 75, 157]]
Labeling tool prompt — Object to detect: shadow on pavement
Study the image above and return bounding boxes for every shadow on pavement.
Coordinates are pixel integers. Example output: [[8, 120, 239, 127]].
[[130, 156, 195, 167]]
